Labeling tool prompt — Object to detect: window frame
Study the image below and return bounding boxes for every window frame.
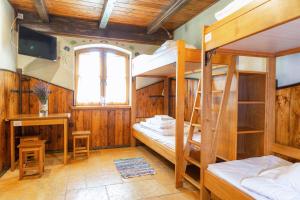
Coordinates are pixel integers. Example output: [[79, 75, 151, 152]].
[[75, 47, 130, 106]]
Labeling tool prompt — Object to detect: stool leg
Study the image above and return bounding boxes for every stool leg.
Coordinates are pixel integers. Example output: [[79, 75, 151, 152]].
[[39, 149, 43, 177], [87, 136, 90, 158], [19, 149, 23, 180], [73, 137, 76, 160]]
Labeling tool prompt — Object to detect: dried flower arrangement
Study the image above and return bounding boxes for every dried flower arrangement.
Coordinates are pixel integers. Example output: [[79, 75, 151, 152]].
[[32, 82, 51, 104]]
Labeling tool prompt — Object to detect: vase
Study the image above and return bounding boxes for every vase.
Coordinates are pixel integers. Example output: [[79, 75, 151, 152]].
[[39, 100, 48, 116]]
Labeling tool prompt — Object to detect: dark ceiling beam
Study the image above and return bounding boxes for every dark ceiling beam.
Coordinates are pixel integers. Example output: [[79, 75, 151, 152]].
[[34, 0, 49, 23], [99, 0, 116, 29], [147, 0, 190, 34], [18, 12, 168, 45]]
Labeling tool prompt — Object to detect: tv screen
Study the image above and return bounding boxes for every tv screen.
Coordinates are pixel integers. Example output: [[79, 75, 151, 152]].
[[18, 26, 57, 61]]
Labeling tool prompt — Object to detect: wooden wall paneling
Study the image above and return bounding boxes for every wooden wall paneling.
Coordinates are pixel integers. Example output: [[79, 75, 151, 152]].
[[0, 70, 19, 174], [136, 81, 164, 120], [276, 88, 291, 145], [0, 71, 6, 173], [108, 110, 116, 146], [289, 86, 300, 148]]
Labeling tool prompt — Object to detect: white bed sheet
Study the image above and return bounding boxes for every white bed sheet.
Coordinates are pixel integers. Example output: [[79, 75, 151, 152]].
[[208, 155, 292, 200], [133, 123, 201, 152]]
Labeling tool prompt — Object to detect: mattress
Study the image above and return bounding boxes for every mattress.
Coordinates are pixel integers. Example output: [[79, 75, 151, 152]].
[[133, 123, 201, 152], [208, 155, 292, 200], [215, 0, 254, 21], [132, 41, 197, 76]]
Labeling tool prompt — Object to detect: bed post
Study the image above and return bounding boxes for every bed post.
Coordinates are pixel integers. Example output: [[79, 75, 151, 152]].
[[131, 77, 137, 147], [164, 78, 170, 115], [200, 26, 213, 200], [265, 56, 276, 154], [175, 40, 186, 188]]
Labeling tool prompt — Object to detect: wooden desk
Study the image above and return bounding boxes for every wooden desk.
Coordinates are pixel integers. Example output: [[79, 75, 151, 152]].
[[6, 113, 71, 171]]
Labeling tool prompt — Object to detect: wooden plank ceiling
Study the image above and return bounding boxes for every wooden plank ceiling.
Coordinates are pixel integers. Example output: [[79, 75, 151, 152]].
[[9, 0, 217, 44]]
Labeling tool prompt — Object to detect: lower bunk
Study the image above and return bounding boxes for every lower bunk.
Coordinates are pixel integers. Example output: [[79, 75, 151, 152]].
[[204, 155, 299, 200], [132, 120, 201, 164]]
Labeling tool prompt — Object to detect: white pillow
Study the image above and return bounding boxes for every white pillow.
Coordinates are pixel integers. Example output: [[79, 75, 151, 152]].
[[241, 176, 300, 200], [276, 163, 300, 193], [241, 163, 300, 200]]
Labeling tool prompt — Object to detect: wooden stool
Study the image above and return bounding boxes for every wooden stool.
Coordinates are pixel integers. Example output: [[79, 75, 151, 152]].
[[72, 131, 90, 159], [18, 140, 46, 179], [20, 136, 40, 162]]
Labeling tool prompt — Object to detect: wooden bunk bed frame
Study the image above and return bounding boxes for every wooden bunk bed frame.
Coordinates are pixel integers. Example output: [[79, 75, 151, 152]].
[[200, 0, 300, 199], [131, 40, 232, 187]]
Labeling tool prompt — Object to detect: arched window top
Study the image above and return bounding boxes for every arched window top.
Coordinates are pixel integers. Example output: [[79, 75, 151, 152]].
[[75, 45, 130, 105], [74, 43, 132, 57]]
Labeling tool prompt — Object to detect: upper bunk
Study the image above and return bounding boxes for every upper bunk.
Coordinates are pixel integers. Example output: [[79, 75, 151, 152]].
[[132, 40, 232, 77], [204, 0, 300, 55]]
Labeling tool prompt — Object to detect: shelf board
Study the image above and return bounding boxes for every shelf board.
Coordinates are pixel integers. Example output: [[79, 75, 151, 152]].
[[149, 95, 164, 98], [238, 100, 265, 105], [237, 126, 264, 135]]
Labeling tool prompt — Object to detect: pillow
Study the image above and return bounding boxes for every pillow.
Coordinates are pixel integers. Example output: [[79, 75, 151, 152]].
[[276, 163, 300, 193], [241, 176, 300, 200], [241, 163, 300, 200]]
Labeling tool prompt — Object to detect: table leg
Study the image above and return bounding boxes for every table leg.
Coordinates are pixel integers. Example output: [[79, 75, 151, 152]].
[[10, 122, 15, 171], [64, 119, 68, 164]]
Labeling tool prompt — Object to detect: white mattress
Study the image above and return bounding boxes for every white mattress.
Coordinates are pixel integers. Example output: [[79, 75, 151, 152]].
[[132, 41, 197, 76], [133, 123, 201, 152], [208, 155, 292, 200], [215, 0, 254, 21]]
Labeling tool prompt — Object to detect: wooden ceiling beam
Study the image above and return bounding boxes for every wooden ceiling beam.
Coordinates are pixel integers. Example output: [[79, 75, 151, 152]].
[[99, 0, 116, 29], [147, 0, 190, 34], [18, 11, 168, 45], [34, 0, 49, 23]]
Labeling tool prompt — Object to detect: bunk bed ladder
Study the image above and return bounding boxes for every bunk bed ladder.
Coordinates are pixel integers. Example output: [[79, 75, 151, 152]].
[[182, 62, 235, 190], [182, 80, 202, 189]]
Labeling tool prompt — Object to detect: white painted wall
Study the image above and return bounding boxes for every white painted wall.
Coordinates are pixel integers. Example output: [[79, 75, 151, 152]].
[[18, 35, 158, 90], [277, 53, 300, 87], [0, 0, 17, 71], [174, 0, 234, 48]]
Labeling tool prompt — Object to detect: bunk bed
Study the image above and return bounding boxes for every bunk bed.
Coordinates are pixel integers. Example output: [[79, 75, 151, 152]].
[[199, 0, 300, 199], [131, 40, 232, 186]]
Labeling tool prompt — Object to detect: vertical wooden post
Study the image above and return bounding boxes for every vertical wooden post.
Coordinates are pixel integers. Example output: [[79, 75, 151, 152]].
[[64, 118, 68, 164], [163, 78, 169, 115], [10, 121, 15, 171], [175, 40, 185, 188], [265, 56, 276, 154], [131, 77, 137, 147], [200, 26, 213, 200]]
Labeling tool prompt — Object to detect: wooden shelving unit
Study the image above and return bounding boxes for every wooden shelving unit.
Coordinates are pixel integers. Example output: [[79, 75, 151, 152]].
[[237, 71, 266, 159]]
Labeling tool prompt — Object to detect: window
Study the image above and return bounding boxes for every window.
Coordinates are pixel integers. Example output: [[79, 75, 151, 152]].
[[75, 48, 129, 105]]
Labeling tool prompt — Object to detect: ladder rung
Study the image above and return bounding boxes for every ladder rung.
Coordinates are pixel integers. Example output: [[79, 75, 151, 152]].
[[198, 90, 223, 94], [184, 174, 200, 189], [188, 139, 201, 148], [191, 123, 201, 128], [185, 156, 201, 168]]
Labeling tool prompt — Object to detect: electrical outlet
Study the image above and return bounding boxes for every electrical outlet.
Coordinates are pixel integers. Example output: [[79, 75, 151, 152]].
[[17, 13, 23, 20]]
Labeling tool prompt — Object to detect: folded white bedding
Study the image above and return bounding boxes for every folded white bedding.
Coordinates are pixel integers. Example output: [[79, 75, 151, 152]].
[[145, 118, 175, 129], [140, 121, 189, 136], [241, 163, 300, 200], [215, 0, 254, 21]]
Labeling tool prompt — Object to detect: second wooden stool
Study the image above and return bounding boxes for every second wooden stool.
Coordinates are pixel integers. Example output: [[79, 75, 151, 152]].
[[18, 140, 46, 179], [72, 131, 90, 159]]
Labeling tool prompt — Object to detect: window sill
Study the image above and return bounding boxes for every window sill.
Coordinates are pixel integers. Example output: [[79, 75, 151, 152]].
[[72, 105, 131, 110]]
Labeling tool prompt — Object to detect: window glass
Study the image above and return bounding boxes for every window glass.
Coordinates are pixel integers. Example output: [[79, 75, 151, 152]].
[[76, 51, 101, 104]]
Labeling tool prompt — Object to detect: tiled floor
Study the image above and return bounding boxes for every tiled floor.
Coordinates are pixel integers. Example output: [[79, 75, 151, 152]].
[[0, 147, 199, 200]]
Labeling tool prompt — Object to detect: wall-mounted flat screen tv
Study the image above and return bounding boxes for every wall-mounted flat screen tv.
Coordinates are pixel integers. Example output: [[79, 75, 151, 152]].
[[18, 26, 57, 61]]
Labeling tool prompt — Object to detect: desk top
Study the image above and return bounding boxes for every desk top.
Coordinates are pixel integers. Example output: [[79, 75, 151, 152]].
[[6, 113, 71, 121]]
